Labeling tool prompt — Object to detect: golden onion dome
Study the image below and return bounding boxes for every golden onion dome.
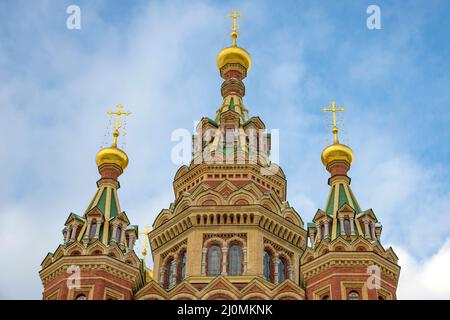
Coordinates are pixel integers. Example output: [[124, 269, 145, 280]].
[[216, 31, 252, 71], [96, 146, 129, 171], [321, 143, 354, 167]]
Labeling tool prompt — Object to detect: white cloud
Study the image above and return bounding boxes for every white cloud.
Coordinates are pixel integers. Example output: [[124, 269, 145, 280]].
[[396, 238, 450, 299], [0, 207, 54, 299]]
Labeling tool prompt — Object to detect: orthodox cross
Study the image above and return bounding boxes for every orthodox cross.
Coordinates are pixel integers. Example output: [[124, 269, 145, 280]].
[[228, 9, 241, 46], [229, 9, 240, 32], [323, 100, 345, 144], [107, 104, 131, 147], [139, 224, 151, 259]]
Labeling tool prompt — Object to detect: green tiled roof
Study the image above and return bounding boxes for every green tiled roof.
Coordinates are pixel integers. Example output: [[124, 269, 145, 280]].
[[229, 97, 235, 111], [338, 184, 348, 209], [99, 224, 105, 242], [208, 118, 218, 127], [97, 188, 107, 213], [325, 186, 335, 216], [110, 191, 118, 218]]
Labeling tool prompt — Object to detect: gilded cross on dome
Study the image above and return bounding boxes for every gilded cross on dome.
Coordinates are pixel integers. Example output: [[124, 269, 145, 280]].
[[323, 100, 345, 144], [228, 9, 241, 46], [107, 104, 131, 147]]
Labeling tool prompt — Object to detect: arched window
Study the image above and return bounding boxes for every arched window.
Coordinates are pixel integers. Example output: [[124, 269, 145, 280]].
[[89, 220, 97, 238], [75, 294, 86, 300], [207, 245, 221, 276], [115, 226, 122, 242], [166, 259, 175, 289], [321, 295, 330, 300], [320, 223, 325, 239], [228, 245, 242, 276], [225, 127, 235, 147], [263, 250, 272, 281], [278, 258, 286, 283], [378, 295, 384, 300], [180, 252, 187, 281], [348, 291, 360, 300], [369, 223, 375, 240], [343, 219, 351, 236]]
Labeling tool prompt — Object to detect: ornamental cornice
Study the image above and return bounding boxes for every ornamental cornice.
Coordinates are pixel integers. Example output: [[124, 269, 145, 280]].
[[301, 251, 400, 283], [39, 255, 143, 289], [135, 276, 304, 300], [173, 163, 286, 196], [149, 206, 306, 251]]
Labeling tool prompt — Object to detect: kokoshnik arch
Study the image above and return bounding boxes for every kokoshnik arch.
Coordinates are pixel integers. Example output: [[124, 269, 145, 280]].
[[39, 10, 401, 300]]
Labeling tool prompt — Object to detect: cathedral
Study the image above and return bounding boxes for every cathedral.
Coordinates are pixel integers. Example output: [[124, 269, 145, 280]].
[[39, 12, 401, 300]]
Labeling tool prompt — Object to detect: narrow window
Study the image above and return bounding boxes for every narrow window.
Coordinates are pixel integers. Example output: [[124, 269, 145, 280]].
[[278, 258, 286, 283], [263, 250, 272, 281], [115, 226, 122, 242], [228, 245, 242, 276], [167, 260, 175, 289], [207, 245, 221, 276], [343, 219, 351, 236], [89, 220, 97, 238], [180, 252, 187, 281], [225, 127, 235, 150]]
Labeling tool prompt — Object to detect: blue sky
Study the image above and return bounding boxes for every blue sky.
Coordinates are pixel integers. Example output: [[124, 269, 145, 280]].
[[1, 0, 450, 299]]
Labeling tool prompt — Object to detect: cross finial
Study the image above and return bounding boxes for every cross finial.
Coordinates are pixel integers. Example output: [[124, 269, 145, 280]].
[[228, 9, 241, 47], [322, 100, 345, 144], [107, 104, 131, 147], [139, 224, 151, 259]]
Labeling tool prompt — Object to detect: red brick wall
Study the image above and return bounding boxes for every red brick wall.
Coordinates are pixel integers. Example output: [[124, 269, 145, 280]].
[[304, 266, 397, 300], [42, 269, 134, 300]]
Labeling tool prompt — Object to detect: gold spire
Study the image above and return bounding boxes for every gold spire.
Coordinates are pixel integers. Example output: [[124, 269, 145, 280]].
[[139, 224, 151, 259], [139, 224, 153, 282], [322, 100, 345, 144], [321, 100, 354, 167], [107, 104, 131, 147], [228, 9, 240, 47]]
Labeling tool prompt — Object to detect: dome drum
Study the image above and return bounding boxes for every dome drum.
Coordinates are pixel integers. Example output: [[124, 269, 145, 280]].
[[221, 78, 245, 97]]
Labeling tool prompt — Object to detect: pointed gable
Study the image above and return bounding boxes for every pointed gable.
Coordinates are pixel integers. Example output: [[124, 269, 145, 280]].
[[64, 212, 85, 226]]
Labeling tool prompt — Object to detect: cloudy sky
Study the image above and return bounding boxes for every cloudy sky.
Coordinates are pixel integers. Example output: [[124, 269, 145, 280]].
[[1, 0, 449, 299]]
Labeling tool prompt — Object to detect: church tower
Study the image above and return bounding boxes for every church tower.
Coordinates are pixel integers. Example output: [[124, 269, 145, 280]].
[[135, 11, 308, 300], [39, 105, 145, 300], [300, 102, 401, 300]]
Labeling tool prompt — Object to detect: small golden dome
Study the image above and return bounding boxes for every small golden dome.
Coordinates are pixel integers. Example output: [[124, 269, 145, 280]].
[[96, 146, 129, 171], [321, 143, 354, 167], [216, 45, 252, 71]]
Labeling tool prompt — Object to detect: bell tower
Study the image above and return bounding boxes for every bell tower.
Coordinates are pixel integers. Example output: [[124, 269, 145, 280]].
[[135, 11, 308, 300], [39, 105, 145, 300], [300, 101, 401, 300]]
